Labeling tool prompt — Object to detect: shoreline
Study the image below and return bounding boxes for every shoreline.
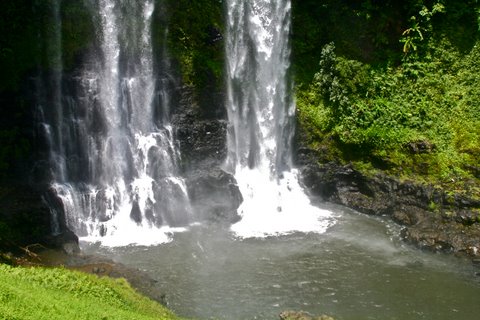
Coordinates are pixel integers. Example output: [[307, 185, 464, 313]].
[[297, 154, 480, 270]]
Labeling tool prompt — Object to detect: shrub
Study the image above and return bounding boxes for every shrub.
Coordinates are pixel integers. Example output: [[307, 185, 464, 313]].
[[296, 38, 480, 193]]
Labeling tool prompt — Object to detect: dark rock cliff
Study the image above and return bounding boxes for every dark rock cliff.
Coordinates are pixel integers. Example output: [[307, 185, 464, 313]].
[[295, 146, 480, 261], [172, 86, 242, 224]]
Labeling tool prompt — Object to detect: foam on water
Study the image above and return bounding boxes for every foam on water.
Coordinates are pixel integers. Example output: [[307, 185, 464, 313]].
[[80, 217, 186, 247], [231, 168, 334, 238], [51, 181, 187, 247]]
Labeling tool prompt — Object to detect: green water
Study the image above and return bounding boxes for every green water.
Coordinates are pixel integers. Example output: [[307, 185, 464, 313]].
[[82, 205, 480, 320]]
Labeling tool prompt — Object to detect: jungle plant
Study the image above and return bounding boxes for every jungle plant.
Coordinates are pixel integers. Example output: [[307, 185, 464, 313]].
[[400, 2, 445, 56]]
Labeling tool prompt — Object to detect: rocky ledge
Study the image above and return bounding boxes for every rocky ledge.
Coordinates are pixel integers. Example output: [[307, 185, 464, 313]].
[[297, 148, 480, 262]]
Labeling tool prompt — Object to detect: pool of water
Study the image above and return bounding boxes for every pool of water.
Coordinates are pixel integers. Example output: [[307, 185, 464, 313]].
[[82, 205, 480, 319]]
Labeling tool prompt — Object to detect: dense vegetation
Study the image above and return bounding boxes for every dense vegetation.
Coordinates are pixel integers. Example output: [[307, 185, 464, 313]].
[[0, 263, 182, 320], [163, 0, 225, 116], [292, 0, 480, 197]]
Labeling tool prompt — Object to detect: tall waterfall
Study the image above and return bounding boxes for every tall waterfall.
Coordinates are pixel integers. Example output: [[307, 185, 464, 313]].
[[225, 0, 333, 237], [40, 0, 191, 246]]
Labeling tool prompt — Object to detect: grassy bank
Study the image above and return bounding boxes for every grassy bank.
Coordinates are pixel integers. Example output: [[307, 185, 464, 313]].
[[0, 263, 183, 320]]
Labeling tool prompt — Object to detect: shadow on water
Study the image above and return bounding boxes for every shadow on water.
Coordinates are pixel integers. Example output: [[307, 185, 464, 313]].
[[82, 203, 480, 320]]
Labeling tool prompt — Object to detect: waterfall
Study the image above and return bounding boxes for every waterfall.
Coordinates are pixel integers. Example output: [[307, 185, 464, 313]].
[[225, 0, 333, 237], [40, 0, 191, 246]]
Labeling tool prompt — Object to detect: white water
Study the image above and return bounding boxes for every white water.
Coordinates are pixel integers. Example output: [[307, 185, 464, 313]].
[[225, 0, 334, 238], [40, 0, 191, 246]]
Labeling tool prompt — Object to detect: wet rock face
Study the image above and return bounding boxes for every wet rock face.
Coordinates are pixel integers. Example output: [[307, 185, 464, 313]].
[[296, 149, 480, 260], [175, 118, 228, 169], [172, 86, 227, 170], [401, 221, 480, 255], [172, 86, 242, 224]]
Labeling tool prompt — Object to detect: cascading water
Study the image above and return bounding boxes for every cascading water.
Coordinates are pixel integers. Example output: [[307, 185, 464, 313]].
[[39, 0, 191, 246], [225, 0, 333, 237]]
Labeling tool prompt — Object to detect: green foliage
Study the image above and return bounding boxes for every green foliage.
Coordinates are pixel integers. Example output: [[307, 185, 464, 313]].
[[296, 37, 480, 194], [165, 0, 224, 95], [291, 0, 480, 83], [291, 0, 406, 83], [311, 43, 415, 150], [401, 16, 424, 54], [428, 200, 438, 212], [400, 2, 445, 57], [478, 8, 480, 31], [0, 264, 183, 320]]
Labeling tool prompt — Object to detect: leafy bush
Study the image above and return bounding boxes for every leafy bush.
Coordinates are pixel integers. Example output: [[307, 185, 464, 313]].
[[296, 37, 480, 193], [400, 1, 445, 58], [310, 43, 417, 149]]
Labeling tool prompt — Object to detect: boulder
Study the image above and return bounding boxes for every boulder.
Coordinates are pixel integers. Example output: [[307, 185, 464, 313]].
[[172, 86, 227, 170], [45, 229, 80, 255]]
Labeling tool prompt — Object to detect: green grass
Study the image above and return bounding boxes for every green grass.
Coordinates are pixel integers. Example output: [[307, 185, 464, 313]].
[[0, 264, 184, 320]]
